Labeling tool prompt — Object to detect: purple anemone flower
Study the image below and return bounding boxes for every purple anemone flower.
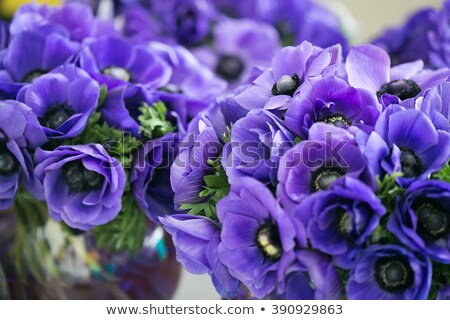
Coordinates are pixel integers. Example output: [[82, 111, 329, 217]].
[[416, 83, 450, 132], [296, 177, 385, 267], [34, 144, 126, 231], [150, 42, 227, 122], [345, 44, 450, 109], [277, 123, 368, 210], [284, 250, 343, 300], [9, 2, 116, 42], [150, 0, 216, 46], [121, 4, 161, 44], [17, 64, 100, 140], [224, 108, 294, 186], [0, 100, 47, 209], [388, 180, 450, 263], [284, 76, 381, 139], [131, 133, 179, 223], [0, 26, 79, 84], [359, 105, 450, 188], [193, 19, 280, 84], [79, 36, 171, 90], [203, 94, 248, 139], [346, 245, 431, 300], [101, 84, 158, 137], [170, 113, 222, 209], [217, 177, 299, 299], [160, 214, 240, 299], [235, 41, 341, 111], [373, 2, 450, 70]]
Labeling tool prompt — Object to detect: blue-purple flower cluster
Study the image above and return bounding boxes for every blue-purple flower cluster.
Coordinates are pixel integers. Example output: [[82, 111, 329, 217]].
[[374, 0, 450, 70], [165, 39, 450, 299], [0, 1, 225, 245], [0, 0, 449, 300]]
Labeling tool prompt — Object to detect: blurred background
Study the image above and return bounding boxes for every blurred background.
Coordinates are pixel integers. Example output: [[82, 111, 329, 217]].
[[174, 0, 443, 299]]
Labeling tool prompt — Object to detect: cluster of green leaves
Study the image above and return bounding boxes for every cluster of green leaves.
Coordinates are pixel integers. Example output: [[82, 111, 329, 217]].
[[94, 193, 148, 253], [433, 162, 450, 183], [138, 102, 174, 140], [180, 158, 230, 221]]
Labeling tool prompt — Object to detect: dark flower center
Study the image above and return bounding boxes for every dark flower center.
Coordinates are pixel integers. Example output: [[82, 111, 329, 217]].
[[0, 143, 18, 176], [400, 149, 424, 178], [216, 55, 245, 81], [335, 210, 353, 236], [415, 201, 449, 240], [40, 104, 75, 130], [272, 74, 301, 97], [255, 222, 283, 261], [103, 66, 131, 82], [375, 256, 414, 293], [63, 160, 104, 193], [311, 167, 343, 192], [376, 79, 421, 100], [320, 114, 351, 128], [22, 70, 47, 83]]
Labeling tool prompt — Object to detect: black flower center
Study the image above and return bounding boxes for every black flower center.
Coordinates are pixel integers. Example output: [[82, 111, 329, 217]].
[[272, 74, 300, 97], [0, 143, 18, 176], [400, 149, 424, 178], [320, 114, 351, 128], [375, 256, 414, 293], [415, 201, 449, 240], [311, 167, 343, 192], [216, 55, 245, 81], [22, 70, 47, 83], [103, 66, 131, 82], [40, 104, 75, 130], [63, 160, 104, 193], [255, 222, 283, 261], [377, 79, 421, 100]]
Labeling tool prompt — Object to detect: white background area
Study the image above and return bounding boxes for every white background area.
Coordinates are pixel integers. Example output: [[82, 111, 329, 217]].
[[173, 0, 443, 300]]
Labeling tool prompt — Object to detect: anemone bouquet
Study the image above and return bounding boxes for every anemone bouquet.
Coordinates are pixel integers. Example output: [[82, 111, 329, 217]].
[[0, 0, 449, 300]]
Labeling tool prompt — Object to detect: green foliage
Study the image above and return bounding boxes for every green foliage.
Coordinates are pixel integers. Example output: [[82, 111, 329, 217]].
[[180, 158, 230, 221], [98, 85, 108, 107], [72, 112, 141, 168], [428, 262, 450, 299], [138, 102, 174, 140], [94, 194, 148, 253], [433, 162, 450, 183], [221, 125, 232, 143], [376, 172, 404, 213], [13, 192, 59, 282]]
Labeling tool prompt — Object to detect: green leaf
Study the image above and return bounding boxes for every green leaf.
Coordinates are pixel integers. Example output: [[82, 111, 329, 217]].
[[72, 112, 141, 168], [180, 156, 230, 221], [221, 125, 232, 143], [98, 85, 108, 107], [94, 194, 147, 253], [433, 162, 450, 183], [138, 102, 174, 140], [376, 172, 404, 213]]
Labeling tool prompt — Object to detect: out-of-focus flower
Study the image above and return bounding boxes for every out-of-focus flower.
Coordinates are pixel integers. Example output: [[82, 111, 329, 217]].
[[193, 19, 280, 85]]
